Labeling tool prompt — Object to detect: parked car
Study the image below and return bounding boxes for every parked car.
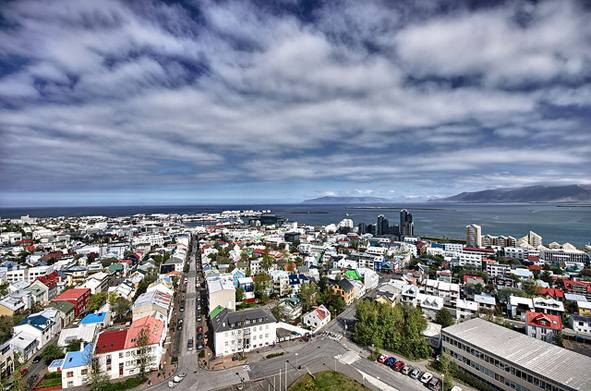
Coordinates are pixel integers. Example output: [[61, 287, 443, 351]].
[[393, 361, 404, 371], [187, 338, 194, 351], [178, 319, 183, 324], [427, 377, 441, 390], [197, 326, 203, 332], [409, 368, 421, 379], [197, 315, 202, 321], [377, 354, 388, 363], [197, 333, 203, 339], [177, 324, 182, 330], [401, 365, 412, 375], [449, 387, 463, 391], [384, 357, 396, 367], [197, 341, 203, 350], [180, 305, 184, 312], [32, 355, 42, 364], [420, 372, 433, 384]]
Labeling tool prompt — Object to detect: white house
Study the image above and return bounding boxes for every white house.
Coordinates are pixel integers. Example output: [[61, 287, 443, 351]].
[[211, 307, 277, 357], [61, 343, 94, 389], [301, 305, 331, 331]]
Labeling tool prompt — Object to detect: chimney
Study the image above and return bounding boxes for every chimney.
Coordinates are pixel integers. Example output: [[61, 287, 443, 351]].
[[80, 341, 85, 351]]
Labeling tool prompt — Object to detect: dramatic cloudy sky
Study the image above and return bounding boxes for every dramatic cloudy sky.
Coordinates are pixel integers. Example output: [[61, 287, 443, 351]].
[[1, 0, 591, 206]]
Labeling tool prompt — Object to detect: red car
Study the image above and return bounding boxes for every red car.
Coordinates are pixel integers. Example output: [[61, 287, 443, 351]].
[[197, 326, 203, 332], [377, 354, 388, 363], [393, 361, 405, 371]]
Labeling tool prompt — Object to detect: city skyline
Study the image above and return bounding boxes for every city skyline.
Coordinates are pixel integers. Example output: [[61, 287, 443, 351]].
[[2, 0, 591, 207]]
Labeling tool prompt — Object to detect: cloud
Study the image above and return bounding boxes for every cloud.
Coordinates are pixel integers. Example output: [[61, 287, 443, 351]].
[[1, 0, 591, 205]]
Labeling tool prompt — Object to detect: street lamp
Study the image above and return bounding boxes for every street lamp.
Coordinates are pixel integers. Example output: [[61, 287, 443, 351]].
[[295, 353, 299, 369], [334, 356, 338, 373]]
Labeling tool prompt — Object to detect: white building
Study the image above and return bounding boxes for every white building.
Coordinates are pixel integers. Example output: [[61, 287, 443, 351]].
[[466, 224, 482, 248], [211, 307, 277, 357], [301, 305, 331, 331], [61, 343, 94, 389]]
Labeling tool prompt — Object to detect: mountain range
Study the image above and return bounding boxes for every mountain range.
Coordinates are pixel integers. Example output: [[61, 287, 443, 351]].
[[429, 184, 591, 203], [302, 185, 591, 204]]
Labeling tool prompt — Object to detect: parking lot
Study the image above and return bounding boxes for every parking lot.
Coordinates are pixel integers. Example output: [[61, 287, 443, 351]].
[[563, 338, 591, 357]]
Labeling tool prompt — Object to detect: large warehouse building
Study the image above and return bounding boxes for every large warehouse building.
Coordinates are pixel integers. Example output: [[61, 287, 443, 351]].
[[442, 318, 591, 391]]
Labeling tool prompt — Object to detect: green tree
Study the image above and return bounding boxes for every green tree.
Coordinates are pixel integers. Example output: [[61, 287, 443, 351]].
[[235, 287, 245, 303], [254, 273, 271, 298], [88, 292, 108, 312], [298, 282, 317, 312], [113, 297, 132, 319], [134, 327, 155, 376], [261, 249, 273, 271], [521, 279, 541, 297], [66, 338, 84, 352], [41, 343, 65, 364], [84, 352, 110, 391], [439, 351, 454, 391], [435, 308, 455, 328]]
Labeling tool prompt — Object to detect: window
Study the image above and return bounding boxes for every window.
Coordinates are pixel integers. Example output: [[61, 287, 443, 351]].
[[81, 369, 88, 375], [126, 351, 130, 357], [67, 381, 73, 387], [67, 372, 74, 378], [119, 353, 124, 358]]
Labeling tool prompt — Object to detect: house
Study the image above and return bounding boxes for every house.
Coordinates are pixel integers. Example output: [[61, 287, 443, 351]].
[[0, 296, 26, 316], [61, 343, 94, 388], [525, 311, 562, 343], [0, 342, 14, 378], [57, 324, 99, 349], [207, 276, 235, 314], [8, 332, 37, 362], [456, 299, 479, 323], [569, 314, 591, 335], [13, 309, 62, 350], [474, 294, 496, 311], [79, 312, 111, 329], [539, 288, 564, 301], [416, 294, 444, 319], [301, 305, 331, 331], [507, 296, 534, 320], [423, 279, 460, 306], [94, 315, 165, 379], [30, 272, 63, 301], [211, 306, 277, 357], [52, 288, 91, 316], [577, 301, 591, 316], [277, 297, 302, 321], [81, 272, 109, 294], [47, 300, 76, 327], [563, 280, 591, 301], [131, 289, 172, 324], [375, 284, 402, 308], [331, 279, 356, 306], [532, 298, 564, 318]]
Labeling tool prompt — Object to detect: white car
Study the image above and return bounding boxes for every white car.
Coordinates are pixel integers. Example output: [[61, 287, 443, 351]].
[[420, 372, 433, 383], [450, 387, 463, 391]]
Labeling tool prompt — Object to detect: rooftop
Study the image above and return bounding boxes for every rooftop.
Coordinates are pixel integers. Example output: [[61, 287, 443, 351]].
[[443, 318, 591, 390]]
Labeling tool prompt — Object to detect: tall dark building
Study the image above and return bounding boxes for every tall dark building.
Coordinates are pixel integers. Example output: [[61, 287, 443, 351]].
[[377, 214, 389, 236], [358, 222, 367, 234], [400, 209, 414, 237]]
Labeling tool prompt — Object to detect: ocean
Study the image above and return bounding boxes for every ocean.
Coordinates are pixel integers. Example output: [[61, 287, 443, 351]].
[[1, 203, 590, 247]]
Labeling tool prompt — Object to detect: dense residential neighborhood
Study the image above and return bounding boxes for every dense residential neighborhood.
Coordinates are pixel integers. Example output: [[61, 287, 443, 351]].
[[0, 210, 590, 391]]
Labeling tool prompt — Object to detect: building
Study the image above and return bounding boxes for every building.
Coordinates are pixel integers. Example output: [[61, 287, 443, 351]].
[[13, 310, 62, 350], [569, 314, 591, 335], [400, 209, 414, 237], [211, 307, 277, 357], [486, 263, 511, 278], [466, 224, 482, 248], [94, 316, 165, 379], [525, 311, 562, 343], [207, 276, 236, 314], [47, 300, 76, 328], [377, 215, 389, 236], [442, 318, 591, 391], [131, 288, 172, 324], [331, 279, 356, 306], [52, 288, 91, 316], [79, 312, 111, 330], [8, 332, 38, 362], [301, 305, 331, 331], [0, 342, 14, 378], [61, 343, 94, 389]]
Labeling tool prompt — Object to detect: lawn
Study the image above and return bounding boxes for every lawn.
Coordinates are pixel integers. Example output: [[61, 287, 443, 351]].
[[289, 371, 368, 391], [34, 377, 62, 389]]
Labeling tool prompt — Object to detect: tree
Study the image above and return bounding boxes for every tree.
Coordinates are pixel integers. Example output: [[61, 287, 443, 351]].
[[254, 273, 271, 298], [66, 338, 84, 352], [298, 282, 317, 312], [88, 292, 108, 312], [435, 308, 455, 328], [134, 327, 155, 376], [521, 279, 541, 297], [261, 249, 273, 271], [439, 351, 454, 391], [84, 351, 110, 391], [113, 297, 132, 319], [236, 287, 245, 303], [41, 344, 65, 364]]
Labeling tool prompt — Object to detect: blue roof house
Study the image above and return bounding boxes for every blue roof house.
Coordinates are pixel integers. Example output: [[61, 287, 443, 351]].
[[79, 312, 111, 329], [62, 343, 94, 389]]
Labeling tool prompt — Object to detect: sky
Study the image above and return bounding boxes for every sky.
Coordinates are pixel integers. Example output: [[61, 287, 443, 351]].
[[1, 0, 591, 207]]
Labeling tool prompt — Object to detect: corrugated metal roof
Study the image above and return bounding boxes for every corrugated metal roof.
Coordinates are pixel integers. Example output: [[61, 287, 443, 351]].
[[443, 318, 591, 390]]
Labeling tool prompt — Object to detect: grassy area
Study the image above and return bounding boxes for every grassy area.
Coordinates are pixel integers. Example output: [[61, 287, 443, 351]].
[[34, 377, 62, 389], [289, 371, 368, 391]]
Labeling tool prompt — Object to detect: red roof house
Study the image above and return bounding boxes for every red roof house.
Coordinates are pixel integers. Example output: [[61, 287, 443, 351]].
[[52, 288, 91, 316]]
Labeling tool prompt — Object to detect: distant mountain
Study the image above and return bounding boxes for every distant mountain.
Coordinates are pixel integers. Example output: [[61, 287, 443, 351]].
[[303, 196, 393, 204], [431, 184, 591, 203]]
